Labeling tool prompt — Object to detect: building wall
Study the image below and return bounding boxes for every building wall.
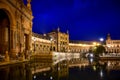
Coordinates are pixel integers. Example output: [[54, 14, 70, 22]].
[[57, 32, 69, 52], [0, 0, 33, 59], [32, 28, 69, 54], [47, 28, 69, 52], [31, 32, 120, 55], [32, 36, 51, 54], [69, 43, 95, 53], [106, 34, 120, 53], [32, 31, 99, 54]]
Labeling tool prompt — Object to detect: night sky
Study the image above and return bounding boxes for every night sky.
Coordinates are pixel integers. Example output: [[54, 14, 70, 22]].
[[24, 0, 120, 41]]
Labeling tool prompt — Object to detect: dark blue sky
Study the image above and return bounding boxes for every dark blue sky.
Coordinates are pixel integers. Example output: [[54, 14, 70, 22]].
[[24, 0, 120, 41]]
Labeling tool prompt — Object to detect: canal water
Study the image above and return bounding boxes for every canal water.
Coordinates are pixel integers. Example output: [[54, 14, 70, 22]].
[[0, 60, 120, 80]]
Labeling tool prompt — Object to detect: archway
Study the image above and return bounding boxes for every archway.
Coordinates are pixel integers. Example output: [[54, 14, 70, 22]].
[[0, 9, 10, 55]]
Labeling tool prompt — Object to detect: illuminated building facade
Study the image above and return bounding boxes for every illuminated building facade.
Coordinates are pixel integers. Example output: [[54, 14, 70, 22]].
[[69, 41, 98, 53], [0, 0, 33, 60], [48, 27, 69, 52], [1, 0, 119, 62], [32, 33, 51, 54], [106, 34, 120, 53], [32, 28, 69, 54], [0, 0, 98, 61], [32, 28, 100, 54]]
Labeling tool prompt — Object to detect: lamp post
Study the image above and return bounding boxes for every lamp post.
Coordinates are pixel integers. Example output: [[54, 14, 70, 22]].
[[99, 38, 105, 56]]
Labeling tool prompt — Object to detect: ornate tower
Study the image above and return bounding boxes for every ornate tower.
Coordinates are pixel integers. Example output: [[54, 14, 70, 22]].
[[27, 0, 31, 10], [66, 30, 69, 34], [107, 33, 111, 40], [57, 27, 60, 32]]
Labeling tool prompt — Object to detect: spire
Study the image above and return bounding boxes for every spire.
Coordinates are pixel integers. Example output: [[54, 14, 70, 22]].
[[57, 27, 60, 32], [67, 30, 69, 34], [107, 33, 111, 40], [27, 0, 31, 10]]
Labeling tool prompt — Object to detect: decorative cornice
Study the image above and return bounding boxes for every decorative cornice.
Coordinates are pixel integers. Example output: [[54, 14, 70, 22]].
[[7, 0, 32, 20]]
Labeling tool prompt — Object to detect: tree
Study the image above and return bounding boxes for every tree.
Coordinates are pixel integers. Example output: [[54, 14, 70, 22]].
[[93, 45, 105, 56]]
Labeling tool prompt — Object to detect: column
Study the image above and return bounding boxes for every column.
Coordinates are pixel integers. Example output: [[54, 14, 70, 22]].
[[0, 27, 4, 54], [25, 34, 31, 59], [10, 26, 17, 59], [28, 31, 32, 58]]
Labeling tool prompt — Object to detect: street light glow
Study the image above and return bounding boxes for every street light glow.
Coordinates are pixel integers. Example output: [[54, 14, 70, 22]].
[[90, 54, 94, 57], [100, 38, 104, 42], [50, 38, 53, 41], [34, 75, 36, 79], [93, 42, 97, 45], [50, 76, 53, 80]]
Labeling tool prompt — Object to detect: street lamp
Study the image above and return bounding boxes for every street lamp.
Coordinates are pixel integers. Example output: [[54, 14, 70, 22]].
[[99, 38, 104, 45], [99, 38, 105, 56], [99, 38, 104, 42]]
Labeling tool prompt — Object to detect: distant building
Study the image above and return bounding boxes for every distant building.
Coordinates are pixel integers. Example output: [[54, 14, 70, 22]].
[[69, 40, 98, 53], [106, 34, 120, 53], [32, 27, 69, 53], [32, 28, 100, 54]]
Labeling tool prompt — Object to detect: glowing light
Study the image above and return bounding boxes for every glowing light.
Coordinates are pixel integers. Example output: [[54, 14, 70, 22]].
[[50, 38, 53, 41], [93, 42, 97, 45], [100, 38, 104, 42], [97, 43, 100, 46], [90, 58, 93, 63], [107, 45, 111, 48], [50, 76, 53, 80], [90, 54, 93, 57], [32, 36, 51, 43], [100, 70, 104, 77], [34, 75, 36, 79], [93, 66, 96, 71], [69, 43, 90, 47], [107, 61, 111, 66], [58, 67, 60, 70]]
